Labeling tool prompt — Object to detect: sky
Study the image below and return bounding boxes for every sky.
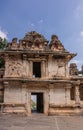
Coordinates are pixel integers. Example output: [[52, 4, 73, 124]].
[[0, 0, 83, 70]]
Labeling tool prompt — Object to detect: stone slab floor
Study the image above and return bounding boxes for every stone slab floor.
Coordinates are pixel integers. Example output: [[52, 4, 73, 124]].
[[0, 114, 83, 130]]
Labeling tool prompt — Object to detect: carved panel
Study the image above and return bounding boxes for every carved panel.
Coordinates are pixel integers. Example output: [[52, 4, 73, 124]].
[[6, 55, 23, 77]]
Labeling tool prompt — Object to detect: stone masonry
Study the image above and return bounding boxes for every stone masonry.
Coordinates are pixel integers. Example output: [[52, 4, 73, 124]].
[[0, 31, 83, 115]]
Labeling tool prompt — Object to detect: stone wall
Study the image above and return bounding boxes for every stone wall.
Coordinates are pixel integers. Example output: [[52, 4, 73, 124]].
[[49, 83, 71, 106], [49, 87, 66, 105], [4, 82, 26, 104], [4, 54, 68, 79]]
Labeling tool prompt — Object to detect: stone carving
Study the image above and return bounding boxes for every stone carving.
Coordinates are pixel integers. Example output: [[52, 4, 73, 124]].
[[69, 63, 78, 76], [22, 31, 48, 50], [7, 38, 18, 49], [7, 56, 23, 77], [7, 31, 48, 50], [49, 35, 66, 51], [6, 31, 67, 52]]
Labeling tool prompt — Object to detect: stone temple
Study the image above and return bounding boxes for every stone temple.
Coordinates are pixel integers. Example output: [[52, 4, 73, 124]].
[[0, 31, 83, 115]]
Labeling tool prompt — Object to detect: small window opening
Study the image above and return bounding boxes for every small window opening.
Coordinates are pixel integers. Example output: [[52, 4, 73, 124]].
[[33, 62, 41, 78]]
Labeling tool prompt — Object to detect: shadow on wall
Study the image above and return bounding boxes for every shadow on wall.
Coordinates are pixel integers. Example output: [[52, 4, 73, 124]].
[[0, 58, 5, 78]]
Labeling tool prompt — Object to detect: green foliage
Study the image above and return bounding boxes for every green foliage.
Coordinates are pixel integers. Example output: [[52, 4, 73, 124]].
[[0, 37, 7, 50], [32, 102, 36, 109], [31, 100, 36, 110], [0, 37, 7, 68]]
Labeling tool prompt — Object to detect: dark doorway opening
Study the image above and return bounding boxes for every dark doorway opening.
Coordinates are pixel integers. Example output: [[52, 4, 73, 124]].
[[33, 62, 41, 78], [31, 93, 44, 113], [79, 86, 83, 101]]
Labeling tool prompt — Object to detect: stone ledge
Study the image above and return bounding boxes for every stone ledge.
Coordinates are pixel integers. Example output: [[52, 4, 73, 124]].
[[0, 103, 25, 107], [49, 104, 81, 108]]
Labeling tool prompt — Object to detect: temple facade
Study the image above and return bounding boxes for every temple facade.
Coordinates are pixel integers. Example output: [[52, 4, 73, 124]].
[[0, 31, 83, 115]]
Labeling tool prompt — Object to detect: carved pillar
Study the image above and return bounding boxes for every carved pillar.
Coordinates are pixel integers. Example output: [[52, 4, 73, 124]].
[[65, 62, 69, 77], [41, 60, 46, 78], [27, 91, 31, 115], [4, 54, 9, 77], [44, 90, 49, 115], [74, 81, 80, 105], [46, 61, 48, 78], [65, 84, 71, 104], [21, 83, 26, 103], [23, 54, 27, 77], [29, 60, 32, 77], [26, 60, 29, 77], [3, 82, 9, 103], [49, 83, 54, 105]]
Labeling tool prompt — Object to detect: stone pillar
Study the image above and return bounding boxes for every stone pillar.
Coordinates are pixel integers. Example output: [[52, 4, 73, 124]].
[[74, 81, 80, 105], [29, 60, 32, 77], [23, 54, 27, 77], [41, 60, 46, 78], [4, 54, 9, 77], [65, 84, 71, 104], [3, 82, 9, 103], [0, 82, 8, 112], [27, 91, 31, 115], [21, 83, 26, 103], [46, 61, 48, 78], [44, 90, 49, 115], [26, 60, 29, 77], [22, 83, 28, 113], [49, 83, 54, 105], [65, 62, 69, 77]]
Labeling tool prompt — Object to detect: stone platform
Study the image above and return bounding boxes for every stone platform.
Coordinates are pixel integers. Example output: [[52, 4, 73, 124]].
[[0, 114, 83, 130]]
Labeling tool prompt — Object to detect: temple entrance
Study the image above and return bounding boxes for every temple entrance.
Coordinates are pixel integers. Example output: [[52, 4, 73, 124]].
[[31, 92, 44, 113]]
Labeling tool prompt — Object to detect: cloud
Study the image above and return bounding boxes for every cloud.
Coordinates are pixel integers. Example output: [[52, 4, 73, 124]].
[[74, 3, 83, 18], [71, 60, 83, 64], [0, 29, 8, 39], [30, 23, 35, 27], [38, 19, 44, 24], [80, 31, 83, 36]]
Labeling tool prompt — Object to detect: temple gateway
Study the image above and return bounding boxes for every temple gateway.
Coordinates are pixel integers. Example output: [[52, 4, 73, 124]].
[[0, 31, 83, 115]]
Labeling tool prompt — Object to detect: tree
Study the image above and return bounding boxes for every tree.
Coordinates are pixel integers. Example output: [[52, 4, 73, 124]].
[[0, 37, 7, 68], [0, 37, 7, 50]]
